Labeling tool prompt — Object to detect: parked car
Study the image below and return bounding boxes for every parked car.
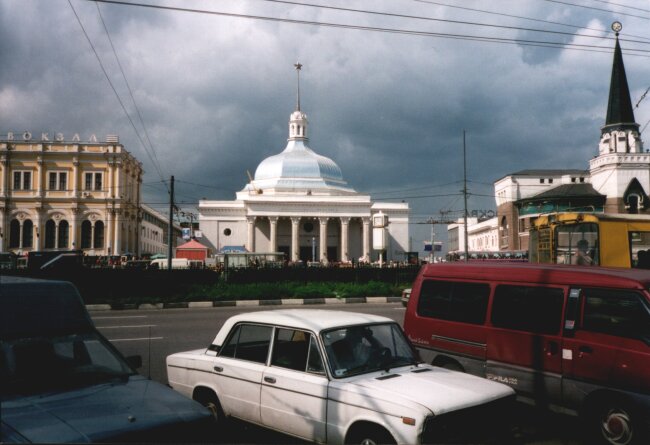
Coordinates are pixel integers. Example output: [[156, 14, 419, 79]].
[[166, 309, 515, 444], [403, 263, 650, 445], [0, 276, 212, 443], [401, 288, 412, 307]]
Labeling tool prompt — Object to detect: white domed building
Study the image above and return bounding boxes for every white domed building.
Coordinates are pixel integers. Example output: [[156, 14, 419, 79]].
[[198, 68, 409, 263]]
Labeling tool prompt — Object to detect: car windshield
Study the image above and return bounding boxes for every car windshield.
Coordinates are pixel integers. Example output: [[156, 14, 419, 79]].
[[1, 331, 134, 399], [322, 322, 419, 378]]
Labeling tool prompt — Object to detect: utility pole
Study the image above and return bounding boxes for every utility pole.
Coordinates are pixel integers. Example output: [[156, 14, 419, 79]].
[[416, 211, 456, 263], [167, 175, 174, 272], [462, 130, 469, 262]]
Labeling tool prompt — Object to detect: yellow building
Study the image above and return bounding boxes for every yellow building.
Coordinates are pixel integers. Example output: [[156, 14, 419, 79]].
[[0, 132, 142, 256]]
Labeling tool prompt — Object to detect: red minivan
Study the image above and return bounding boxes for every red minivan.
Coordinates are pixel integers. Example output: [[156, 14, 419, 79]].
[[403, 263, 650, 445]]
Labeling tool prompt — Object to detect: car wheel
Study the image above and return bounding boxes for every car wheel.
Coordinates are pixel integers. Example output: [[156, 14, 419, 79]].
[[585, 396, 647, 445], [347, 425, 396, 445], [194, 389, 224, 423]]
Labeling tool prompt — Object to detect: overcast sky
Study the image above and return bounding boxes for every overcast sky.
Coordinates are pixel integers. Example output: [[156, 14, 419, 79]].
[[2, 0, 649, 253]]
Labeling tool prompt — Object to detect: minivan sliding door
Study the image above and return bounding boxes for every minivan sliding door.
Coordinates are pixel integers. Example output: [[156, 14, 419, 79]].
[[487, 285, 565, 406]]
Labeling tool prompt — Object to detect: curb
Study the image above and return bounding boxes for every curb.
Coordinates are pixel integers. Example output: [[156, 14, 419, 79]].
[[86, 296, 401, 311]]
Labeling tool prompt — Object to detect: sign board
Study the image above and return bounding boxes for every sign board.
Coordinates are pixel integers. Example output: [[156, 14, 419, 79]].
[[182, 228, 191, 240]]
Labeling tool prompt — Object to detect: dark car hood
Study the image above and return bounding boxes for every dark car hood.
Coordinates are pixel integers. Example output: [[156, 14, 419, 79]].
[[1, 375, 210, 443]]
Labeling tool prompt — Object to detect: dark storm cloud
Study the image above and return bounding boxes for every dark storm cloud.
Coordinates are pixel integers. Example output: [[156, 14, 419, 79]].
[[2, 0, 649, 249]]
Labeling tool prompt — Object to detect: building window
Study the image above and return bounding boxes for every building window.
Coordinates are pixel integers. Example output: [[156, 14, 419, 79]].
[[539, 179, 544, 184], [580, 177, 585, 183], [85, 172, 103, 191], [500, 216, 509, 247], [45, 220, 56, 248], [548, 178, 553, 184], [571, 177, 576, 183], [58, 220, 69, 248], [13, 171, 32, 190], [49, 172, 68, 191], [94, 221, 104, 249], [23, 220, 33, 248], [9, 219, 20, 248], [81, 221, 92, 248]]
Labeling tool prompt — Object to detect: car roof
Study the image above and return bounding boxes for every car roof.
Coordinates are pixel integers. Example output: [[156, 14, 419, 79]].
[[0, 275, 94, 340], [419, 263, 650, 289], [212, 309, 393, 346]]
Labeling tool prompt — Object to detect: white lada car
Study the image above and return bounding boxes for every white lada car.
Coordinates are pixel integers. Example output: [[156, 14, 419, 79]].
[[166, 310, 515, 444]]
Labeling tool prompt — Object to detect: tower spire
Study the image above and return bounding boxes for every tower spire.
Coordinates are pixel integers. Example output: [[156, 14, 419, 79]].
[[294, 62, 302, 111], [603, 21, 637, 134]]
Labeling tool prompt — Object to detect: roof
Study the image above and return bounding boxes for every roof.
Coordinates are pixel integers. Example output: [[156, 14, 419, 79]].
[[526, 183, 605, 200], [509, 169, 588, 177], [176, 239, 208, 250], [419, 263, 650, 289], [603, 35, 637, 132], [212, 309, 393, 346]]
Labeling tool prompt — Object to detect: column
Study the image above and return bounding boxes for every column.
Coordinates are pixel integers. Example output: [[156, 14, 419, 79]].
[[319, 217, 328, 264], [362, 217, 371, 261], [290, 217, 300, 262], [269, 217, 278, 252], [0, 154, 7, 197], [106, 210, 114, 255], [246, 216, 255, 252], [0, 206, 5, 252], [107, 160, 114, 198], [35, 208, 43, 251], [18, 221, 24, 249], [37, 156, 44, 198], [71, 208, 78, 250], [114, 211, 121, 255], [72, 157, 79, 198], [340, 217, 350, 262]]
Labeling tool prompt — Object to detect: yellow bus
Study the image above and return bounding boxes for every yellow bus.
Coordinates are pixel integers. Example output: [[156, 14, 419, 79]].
[[529, 212, 650, 268]]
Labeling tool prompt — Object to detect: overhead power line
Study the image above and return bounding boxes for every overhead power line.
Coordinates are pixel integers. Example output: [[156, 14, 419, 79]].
[[94, 2, 169, 190], [67, 0, 171, 189], [85, 0, 650, 57], [254, 0, 650, 45], [412, 0, 650, 41], [542, 0, 650, 20], [588, 0, 650, 14]]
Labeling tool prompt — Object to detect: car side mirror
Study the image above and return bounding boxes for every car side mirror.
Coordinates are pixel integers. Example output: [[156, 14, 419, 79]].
[[126, 355, 143, 369]]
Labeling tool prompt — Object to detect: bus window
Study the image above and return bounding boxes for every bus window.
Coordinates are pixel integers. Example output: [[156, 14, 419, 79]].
[[554, 223, 599, 265], [630, 231, 650, 269]]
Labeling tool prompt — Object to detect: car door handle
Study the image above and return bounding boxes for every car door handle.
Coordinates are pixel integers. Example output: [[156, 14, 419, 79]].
[[264, 376, 276, 384], [213, 366, 223, 373]]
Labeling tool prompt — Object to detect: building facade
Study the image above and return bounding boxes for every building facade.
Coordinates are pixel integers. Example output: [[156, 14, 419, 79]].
[[140, 204, 183, 256], [0, 133, 142, 256], [199, 67, 410, 263]]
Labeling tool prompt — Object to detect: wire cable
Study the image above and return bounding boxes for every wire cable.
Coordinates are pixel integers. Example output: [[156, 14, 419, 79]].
[[542, 0, 650, 21], [84, 1, 650, 56], [412, 0, 650, 41], [94, 1, 169, 190]]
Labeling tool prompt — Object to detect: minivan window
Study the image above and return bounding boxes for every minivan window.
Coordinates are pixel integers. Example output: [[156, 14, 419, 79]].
[[492, 285, 564, 334], [220, 324, 272, 364], [417, 280, 490, 325], [582, 289, 650, 339]]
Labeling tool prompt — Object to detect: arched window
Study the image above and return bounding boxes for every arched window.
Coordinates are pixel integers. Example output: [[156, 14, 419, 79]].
[[81, 221, 92, 248], [9, 219, 20, 248], [58, 220, 69, 249], [22, 220, 33, 248], [94, 221, 104, 249], [45, 220, 56, 248], [500, 216, 509, 248]]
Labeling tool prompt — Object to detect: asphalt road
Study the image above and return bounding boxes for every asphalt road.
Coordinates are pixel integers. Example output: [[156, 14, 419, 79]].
[[90, 303, 582, 444]]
